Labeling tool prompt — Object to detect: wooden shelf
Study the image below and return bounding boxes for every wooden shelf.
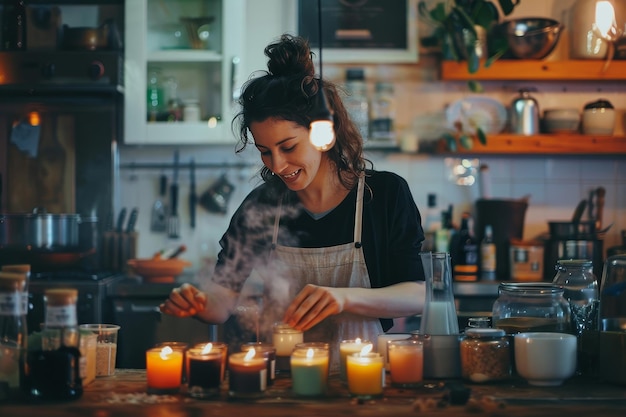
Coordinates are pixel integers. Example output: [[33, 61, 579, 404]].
[[435, 134, 626, 155], [441, 60, 626, 81]]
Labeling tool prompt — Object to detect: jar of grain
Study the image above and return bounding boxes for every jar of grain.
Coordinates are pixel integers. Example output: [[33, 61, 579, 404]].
[[460, 328, 511, 383]]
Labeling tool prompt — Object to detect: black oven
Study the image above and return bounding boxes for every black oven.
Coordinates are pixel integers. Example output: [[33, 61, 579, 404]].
[[0, 50, 124, 270]]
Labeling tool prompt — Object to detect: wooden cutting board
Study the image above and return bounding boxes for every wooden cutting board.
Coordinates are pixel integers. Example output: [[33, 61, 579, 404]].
[[8, 114, 75, 213]]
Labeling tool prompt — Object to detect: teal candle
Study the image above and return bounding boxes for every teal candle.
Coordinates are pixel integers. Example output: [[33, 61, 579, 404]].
[[290, 347, 329, 396]]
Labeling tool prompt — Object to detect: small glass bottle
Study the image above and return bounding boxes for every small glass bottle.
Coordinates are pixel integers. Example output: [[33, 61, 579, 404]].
[[369, 82, 396, 144], [460, 328, 511, 383], [344, 68, 369, 142], [480, 224, 497, 281], [492, 282, 570, 334], [451, 212, 479, 282], [0, 271, 28, 401], [147, 67, 165, 122], [27, 288, 82, 401]]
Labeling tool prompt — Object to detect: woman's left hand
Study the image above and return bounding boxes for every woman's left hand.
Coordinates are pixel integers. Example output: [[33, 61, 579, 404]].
[[283, 284, 346, 331]]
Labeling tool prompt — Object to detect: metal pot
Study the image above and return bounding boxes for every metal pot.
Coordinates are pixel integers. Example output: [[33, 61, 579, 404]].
[[0, 208, 80, 250]]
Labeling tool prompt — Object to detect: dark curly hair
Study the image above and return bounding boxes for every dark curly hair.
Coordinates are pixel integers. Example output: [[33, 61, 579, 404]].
[[232, 34, 371, 191]]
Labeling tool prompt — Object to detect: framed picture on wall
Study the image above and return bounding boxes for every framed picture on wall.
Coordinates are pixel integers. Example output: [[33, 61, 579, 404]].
[[297, 0, 418, 63]]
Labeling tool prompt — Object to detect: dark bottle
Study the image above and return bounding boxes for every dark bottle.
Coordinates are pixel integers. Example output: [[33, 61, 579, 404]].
[[2, 1, 27, 51], [451, 212, 478, 281], [25, 288, 83, 401], [0, 271, 28, 402]]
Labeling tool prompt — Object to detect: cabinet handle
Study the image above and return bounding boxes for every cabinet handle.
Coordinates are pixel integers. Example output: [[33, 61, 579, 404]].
[[231, 56, 240, 103]]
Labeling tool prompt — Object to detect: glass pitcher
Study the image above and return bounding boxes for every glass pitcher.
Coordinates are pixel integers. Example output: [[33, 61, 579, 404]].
[[419, 252, 459, 335]]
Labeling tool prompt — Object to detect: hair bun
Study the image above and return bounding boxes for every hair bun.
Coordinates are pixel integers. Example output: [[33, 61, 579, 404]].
[[265, 34, 315, 77]]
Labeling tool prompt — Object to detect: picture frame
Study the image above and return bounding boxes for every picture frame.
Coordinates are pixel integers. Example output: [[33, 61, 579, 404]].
[[297, 0, 419, 63]]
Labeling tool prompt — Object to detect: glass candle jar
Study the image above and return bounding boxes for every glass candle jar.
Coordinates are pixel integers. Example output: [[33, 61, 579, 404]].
[[272, 323, 303, 373], [492, 282, 570, 334], [460, 328, 511, 383]]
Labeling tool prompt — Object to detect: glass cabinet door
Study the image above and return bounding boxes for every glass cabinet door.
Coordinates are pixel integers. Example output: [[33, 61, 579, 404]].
[[124, 0, 244, 144]]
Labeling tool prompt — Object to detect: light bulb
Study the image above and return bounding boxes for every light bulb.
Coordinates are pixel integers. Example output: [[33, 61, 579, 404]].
[[309, 120, 335, 151], [595, 1, 623, 41]]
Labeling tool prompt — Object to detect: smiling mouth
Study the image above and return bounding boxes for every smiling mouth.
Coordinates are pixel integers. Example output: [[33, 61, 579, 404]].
[[281, 169, 301, 179]]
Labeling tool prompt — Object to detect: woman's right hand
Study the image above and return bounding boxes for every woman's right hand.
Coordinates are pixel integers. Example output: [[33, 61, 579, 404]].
[[160, 283, 207, 318]]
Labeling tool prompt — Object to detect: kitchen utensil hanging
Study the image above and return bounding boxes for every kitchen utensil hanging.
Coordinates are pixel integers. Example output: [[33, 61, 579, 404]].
[[199, 172, 235, 214], [167, 151, 180, 238], [150, 174, 168, 232]]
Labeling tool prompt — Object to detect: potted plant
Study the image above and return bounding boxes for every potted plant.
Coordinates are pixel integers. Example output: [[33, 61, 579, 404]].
[[418, 0, 521, 74], [418, 0, 521, 151]]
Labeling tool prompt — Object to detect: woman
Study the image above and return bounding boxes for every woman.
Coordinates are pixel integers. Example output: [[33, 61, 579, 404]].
[[160, 34, 425, 369]]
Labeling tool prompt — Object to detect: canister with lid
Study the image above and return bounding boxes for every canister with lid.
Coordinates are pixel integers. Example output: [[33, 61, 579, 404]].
[[510, 89, 540, 135], [460, 328, 511, 383], [492, 282, 571, 334]]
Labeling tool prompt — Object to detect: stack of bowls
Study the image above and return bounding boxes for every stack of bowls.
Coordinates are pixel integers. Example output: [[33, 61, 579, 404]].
[[542, 108, 580, 133]]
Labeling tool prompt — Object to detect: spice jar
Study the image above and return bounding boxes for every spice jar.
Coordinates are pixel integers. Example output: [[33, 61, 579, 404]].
[[491, 282, 570, 334], [460, 328, 511, 383]]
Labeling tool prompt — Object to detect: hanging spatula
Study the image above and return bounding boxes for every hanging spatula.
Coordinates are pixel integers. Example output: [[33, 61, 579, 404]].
[[167, 150, 180, 239], [150, 174, 168, 232]]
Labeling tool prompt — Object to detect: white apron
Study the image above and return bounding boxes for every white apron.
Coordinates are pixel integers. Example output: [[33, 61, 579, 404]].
[[263, 176, 383, 373]]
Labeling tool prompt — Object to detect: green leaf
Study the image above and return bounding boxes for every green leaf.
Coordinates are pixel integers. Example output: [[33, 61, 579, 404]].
[[467, 50, 480, 73], [468, 80, 484, 93], [497, 0, 518, 16], [460, 134, 474, 149], [476, 128, 488, 145], [443, 133, 458, 152]]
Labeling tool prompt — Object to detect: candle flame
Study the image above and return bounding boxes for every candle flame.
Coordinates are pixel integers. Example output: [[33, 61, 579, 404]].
[[306, 348, 314, 359], [244, 348, 256, 361], [359, 344, 373, 356], [201, 343, 213, 354], [159, 346, 173, 359]]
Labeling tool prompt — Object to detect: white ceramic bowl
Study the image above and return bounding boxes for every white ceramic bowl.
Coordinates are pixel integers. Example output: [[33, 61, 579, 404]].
[[514, 332, 577, 386], [543, 108, 580, 133], [582, 108, 615, 135]]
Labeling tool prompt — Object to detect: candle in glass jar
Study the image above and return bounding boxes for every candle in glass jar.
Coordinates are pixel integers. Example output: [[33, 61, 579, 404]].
[[339, 338, 370, 381], [290, 347, 329, 396], [272, 323, 303, 372], [388, 338, 423, 386], [228, 349, 267, 398], [193, 341, 228, 381], [186, 344, 223, 398], [146, 346, 183, 394], [346, 345, 384, 399], [241, 342, 276, 385]]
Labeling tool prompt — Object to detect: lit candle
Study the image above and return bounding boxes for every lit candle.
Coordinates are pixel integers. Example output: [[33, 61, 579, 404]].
[[272, 323, 303, 372], [146, 346, 183, 394], [193, 341, 228, 381], [186, 344, 223, 398], [376, 333, 410, 371], [290, 347, 329, 396], [339, 338, 371, 382], [346, 344, 384, 399], [388, 338, 424, 387], [228, 349, 267, 398], [241, 342, 276, 385]]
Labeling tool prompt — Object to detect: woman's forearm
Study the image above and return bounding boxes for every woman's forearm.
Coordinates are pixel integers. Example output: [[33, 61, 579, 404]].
[[340, 281, 425, 319]]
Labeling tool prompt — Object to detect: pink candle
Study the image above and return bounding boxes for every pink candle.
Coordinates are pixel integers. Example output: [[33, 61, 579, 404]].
[[388, 338, 423, 386]]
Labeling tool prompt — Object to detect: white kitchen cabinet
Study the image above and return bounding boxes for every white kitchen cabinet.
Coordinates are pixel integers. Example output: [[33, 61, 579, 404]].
[[124, 0, 245, 145]]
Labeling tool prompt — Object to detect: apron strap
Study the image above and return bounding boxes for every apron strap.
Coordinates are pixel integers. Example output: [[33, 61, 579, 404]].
[[354, 176, 364, 247]]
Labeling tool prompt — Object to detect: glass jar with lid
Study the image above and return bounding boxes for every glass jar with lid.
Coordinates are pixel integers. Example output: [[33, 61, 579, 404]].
[[491, 282, 570, 334], [460, 328, 511, 383], [552, 259, 598, 336]]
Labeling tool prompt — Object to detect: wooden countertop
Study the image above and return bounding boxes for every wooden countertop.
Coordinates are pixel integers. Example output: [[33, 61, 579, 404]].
[[4, 369, 626, 416]]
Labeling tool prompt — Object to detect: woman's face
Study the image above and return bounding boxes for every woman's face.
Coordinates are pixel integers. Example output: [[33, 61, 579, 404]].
[[251, 118, 324, 191]]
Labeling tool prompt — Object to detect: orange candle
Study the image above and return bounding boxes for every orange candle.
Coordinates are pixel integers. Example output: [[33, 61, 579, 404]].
[[388, 338, 423, 386], [339, 338, 370, 381], [146, 346, 183, 394], [346, 345, 384, 399]]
